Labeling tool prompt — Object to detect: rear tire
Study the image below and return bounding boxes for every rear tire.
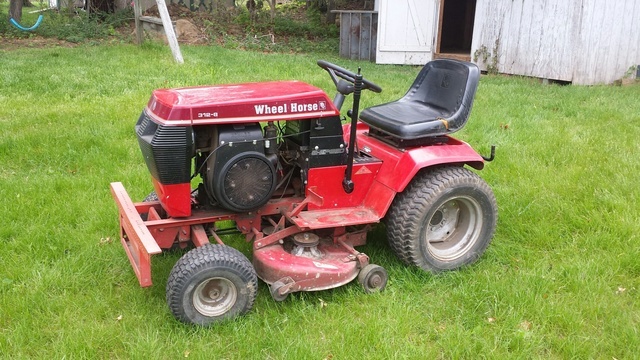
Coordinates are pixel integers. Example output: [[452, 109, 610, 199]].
[[166, 244, 258, 326], [386, 166, 497, 272]]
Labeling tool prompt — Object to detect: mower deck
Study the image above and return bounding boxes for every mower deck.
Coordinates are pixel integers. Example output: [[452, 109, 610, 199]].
[[110, 181, 379, 290]]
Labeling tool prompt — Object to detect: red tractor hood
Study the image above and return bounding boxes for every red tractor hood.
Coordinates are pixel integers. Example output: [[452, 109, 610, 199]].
[[146, 80, 340, 125]]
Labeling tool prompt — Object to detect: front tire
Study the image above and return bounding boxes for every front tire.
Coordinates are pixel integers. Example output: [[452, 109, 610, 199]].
[[386, 166, 497, 272], [143, 191, 158, 202], [166, 244, 258, 326]]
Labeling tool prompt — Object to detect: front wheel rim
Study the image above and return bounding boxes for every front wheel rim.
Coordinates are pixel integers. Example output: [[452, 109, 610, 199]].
[[193, 277, 237, 317], [424, 196, 484, 261]]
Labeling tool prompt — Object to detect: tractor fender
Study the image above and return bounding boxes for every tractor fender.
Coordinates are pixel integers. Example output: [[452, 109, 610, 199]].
[[379, 139, 485, 193], [355, 129, 485, 218], [352, 123, 485, 194]]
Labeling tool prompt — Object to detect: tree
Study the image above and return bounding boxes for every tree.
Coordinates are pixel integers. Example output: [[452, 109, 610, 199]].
[[245, 0, 263, 21], [263, 0, 276, 20], [9, 0, 23, 22]]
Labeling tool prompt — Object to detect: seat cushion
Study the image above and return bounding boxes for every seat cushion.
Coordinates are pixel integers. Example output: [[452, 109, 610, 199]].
[[360, 100, 452, 140]]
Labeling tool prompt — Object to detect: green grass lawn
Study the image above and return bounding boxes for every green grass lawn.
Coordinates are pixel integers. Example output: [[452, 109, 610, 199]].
[[1, 43, 639, 358]]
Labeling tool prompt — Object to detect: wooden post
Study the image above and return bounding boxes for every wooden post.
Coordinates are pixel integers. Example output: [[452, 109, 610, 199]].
[[133, 0, 143, 45], [156, 0, 184, 64]]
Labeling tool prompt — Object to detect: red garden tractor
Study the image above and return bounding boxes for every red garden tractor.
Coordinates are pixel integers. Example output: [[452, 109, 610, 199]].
[[110, 59, 497, 326]]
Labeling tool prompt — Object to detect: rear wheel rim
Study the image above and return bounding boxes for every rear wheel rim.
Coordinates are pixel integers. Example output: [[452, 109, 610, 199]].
[[192, 277, 237, 317], [425, 196, 483, 261]]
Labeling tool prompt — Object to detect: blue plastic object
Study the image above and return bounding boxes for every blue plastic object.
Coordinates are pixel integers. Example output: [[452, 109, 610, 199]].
[[10, 14, 43, 31]]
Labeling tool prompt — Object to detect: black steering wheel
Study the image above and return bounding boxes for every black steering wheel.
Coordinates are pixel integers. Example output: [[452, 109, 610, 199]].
[[317, 60, 382, 94]]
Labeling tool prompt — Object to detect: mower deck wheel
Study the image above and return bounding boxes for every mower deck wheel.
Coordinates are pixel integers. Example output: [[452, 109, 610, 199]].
[[358, 264, 388, 293], [166, 244, 258, 326], [269, 280, 289, 302]]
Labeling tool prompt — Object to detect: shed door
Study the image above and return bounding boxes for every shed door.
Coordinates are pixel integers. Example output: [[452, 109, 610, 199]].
[[376, 0, 438, 65]]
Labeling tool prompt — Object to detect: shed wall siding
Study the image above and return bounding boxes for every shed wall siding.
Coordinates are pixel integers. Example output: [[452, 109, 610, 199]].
[[472, 0, 640, 84]]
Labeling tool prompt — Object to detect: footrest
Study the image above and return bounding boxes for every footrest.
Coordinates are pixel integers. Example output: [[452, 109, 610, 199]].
[[291, 207, 380, 229]]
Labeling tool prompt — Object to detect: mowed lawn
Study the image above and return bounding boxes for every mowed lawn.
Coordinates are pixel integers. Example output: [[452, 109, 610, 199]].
[[1, 43, 639, 358]]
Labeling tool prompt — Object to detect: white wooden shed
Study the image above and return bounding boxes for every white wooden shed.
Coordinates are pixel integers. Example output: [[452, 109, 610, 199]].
[[375, 0, 640, 85]]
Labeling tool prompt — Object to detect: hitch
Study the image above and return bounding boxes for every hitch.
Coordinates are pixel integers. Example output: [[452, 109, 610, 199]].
[[482, 145, 496, 162]]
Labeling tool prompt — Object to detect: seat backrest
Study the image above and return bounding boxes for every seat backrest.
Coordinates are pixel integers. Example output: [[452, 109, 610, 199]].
[[403, 59, 480, 131]]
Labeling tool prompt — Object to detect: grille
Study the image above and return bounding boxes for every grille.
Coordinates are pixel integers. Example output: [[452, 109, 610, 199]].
[[135, 112, 193, 185]]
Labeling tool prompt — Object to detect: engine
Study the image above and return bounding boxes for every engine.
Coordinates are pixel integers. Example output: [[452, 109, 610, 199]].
[[197, 123, 279, 212], [137, 115, 348, 217], [135, 80, 346, 217]]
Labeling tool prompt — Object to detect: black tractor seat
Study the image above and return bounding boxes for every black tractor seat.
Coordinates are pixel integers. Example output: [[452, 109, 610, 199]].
[[360, 59, 480, 144]]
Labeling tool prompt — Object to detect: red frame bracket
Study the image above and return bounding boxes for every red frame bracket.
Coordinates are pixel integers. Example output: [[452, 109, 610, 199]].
[[110, 182, 162, 287]]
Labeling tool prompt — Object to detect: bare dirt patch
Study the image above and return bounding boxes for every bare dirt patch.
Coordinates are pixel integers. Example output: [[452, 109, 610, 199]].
[[0, 36, 80, 51]]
